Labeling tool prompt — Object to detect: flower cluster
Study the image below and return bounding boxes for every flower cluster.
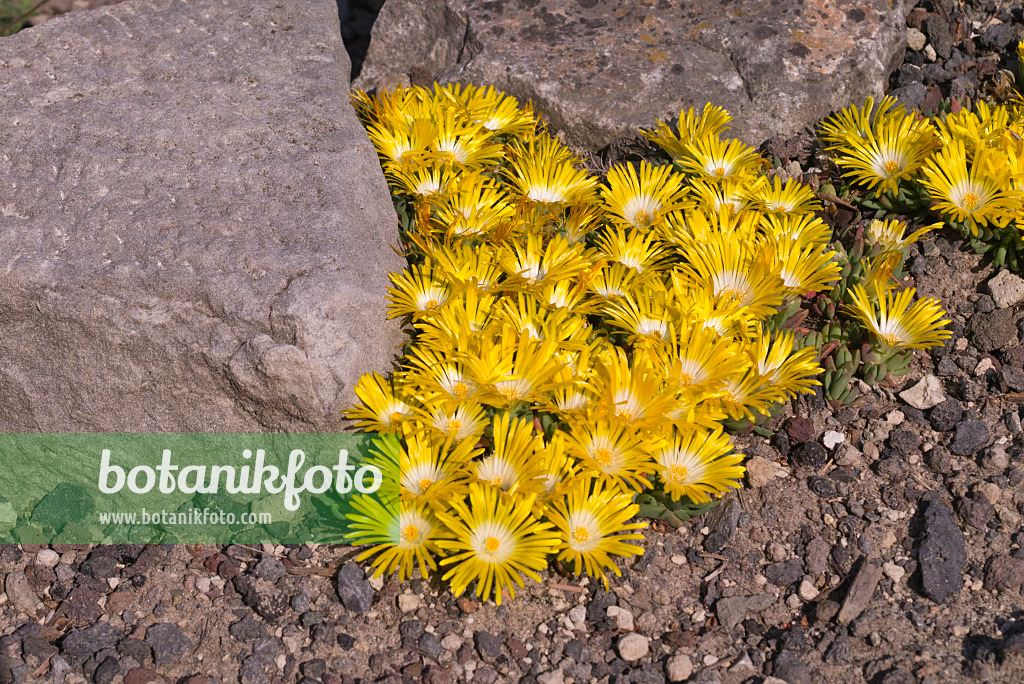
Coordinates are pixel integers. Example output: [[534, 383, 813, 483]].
[[343, 84, 945, 603], [821, 48, 1024, 267]]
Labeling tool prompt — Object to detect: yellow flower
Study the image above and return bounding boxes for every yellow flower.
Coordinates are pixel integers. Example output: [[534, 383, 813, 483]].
[[473, 413, 546, 498], [865, 219, 939, 252], [589, 346, 679, 430], [921, 141, 1021, 234], [397, 432, 478, 510], [424, 400, 488, 443], [505, 135, 597, 205], [593, 227, 669, 275], [651, 427, 744, 504], [831, 116, 935, 196], [642, 103, 733, 161], [771, 236, 840, 295], [434, 178, 514, 238], [347, 497, 447, 581], [386, 262, 452, 319], [465, 328, 568, 409], [819, 95, 905, 148], [680, 135, 763, 182], [565, 419, 656, 492], [436, 484, 560, 605], [601, 161, 690, 230], [548, 476, 646, 589], [429, 108, 503, 167], [753, 176, 821, 215], [848, 285, 952, 351], [346, 372, 415, 432]]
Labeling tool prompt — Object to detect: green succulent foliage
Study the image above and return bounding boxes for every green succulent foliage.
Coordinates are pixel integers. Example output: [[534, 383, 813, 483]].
[[634, 490, 721, 529]]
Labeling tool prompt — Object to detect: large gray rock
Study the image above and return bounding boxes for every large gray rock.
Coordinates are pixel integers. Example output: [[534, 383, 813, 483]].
[[0, 0, 405, 431], [356, 0, 907, 148]]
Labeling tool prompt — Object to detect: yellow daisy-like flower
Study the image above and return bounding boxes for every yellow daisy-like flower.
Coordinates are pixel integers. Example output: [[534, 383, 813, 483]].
[[920, 141, 1021, 234], [848, 285, 952, 351], [398, 433, 478, 510], [548, 476, 646, 589], [593, 227, 669, 275], [505, 134, 597, 205], [651, 427, 744, 504], [601, 161, 689, 230], [771, 236, 840, 295], [642, 103, 733, 161], [386, 262, 452, 319], [865, 219, 939, 253], [436, 484, 560, 605], [819, 95, 904, 147], [564, 419, 656, 492], [681, 135, 763, 182], [347, 497, 447, 581], [753, 176, 821, 215], [831, 117, 934, 196], [346, 372, 415, 432], [424, 400, 488, 443], [472, 413, 546, 498]]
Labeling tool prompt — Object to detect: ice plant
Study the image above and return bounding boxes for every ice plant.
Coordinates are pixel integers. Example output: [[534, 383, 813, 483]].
[[342, 82, 951, 603]]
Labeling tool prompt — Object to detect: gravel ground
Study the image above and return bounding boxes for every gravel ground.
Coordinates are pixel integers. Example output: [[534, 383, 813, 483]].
[[3, 1, 1024, 683]]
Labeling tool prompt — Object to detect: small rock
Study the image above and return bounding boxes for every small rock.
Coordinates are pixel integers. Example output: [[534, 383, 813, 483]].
[[918, 491, 967, 603], [4, 569, 42, 616], [765, 558, 804, 587], [923, 44, 937, 62], [976, 482, 1001, 505], [1003, 366, 1024, 392], [536, 671, 563, 684], [785, 416, 816, 443], [970, 308, 1018, 351], [617, 633, 649, 662], [335, 563, 373, 613], [35, 549, 60, 568], [950, 420, 990, 456], [822, 431, 845, 450], [702, 496, 741, 553], [473, 631, 503, 660], [397, 594, 421, 613], [984, 556, 1024, 593], [805, 537, 831, 575], [792, 442, 827, 470], [883, 562, 906, 585], [815, 600, 840, 623], [61, 623, 122, 660], [798, 579, 818, 601], [922, 16, 953, 59], [900, 375, 945, 409], [123, 668, 162, 684], [606, 605, 635, 632], [837, 561, 883, 625], [987, 270, 1024, 309], [229, 617, 266, 643], [891, 82, 928, 110], [745, 456, 782, 488], [716, 593, 776, 631], [145, 623, 190, 665], [253, 556, 286, 582], [906, 27, 926, 51], [665, 654, 693, 682], [975, 357, 995, 376], [929, 399, 962, 432], [979, 22, 1014, 51]]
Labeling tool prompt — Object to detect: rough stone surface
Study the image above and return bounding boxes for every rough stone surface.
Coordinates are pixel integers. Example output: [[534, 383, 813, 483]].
[[702, 496, 741, 553], [336, 563, 374, 613], [665, 654, 693, 682], [0, 0, 405, 431], [987, 270, 1024, 309], [145, 623, 191, 664], [899, 375, 945, 410], [61, 623, 121, 659], [716, 593, 776, 631], [950, 419, 990, 456], [836, 561, 882, 625], [917, 491, 967, 604], [617, 633, 649, 662], [970, 308, 1019, 352], [984, 556, 1024, 594], [357, 0, 907, 148]]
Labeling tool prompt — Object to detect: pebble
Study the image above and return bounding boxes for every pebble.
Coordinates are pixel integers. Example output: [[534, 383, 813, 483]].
[[745, 456, 783, 488], [883, 562, 906, 585], [617, 633, 649, 661], [976, 482, 1001, 505], [798, 579, 818, 601], [35, 549, 60, 568], [974, 357, 995, 376], [823, 431, 845, 450], [397, 593, 421, 613], [987, 269, 1024, 308], [919, 491, 967, 603], [665, 654, 693, 682], [951, 420, 990, 456], [906, 27, 926, 51], [606, 605, 635, 632], [335, 563, 374, 613], [441, 634, 463, 651], [145, 623, 192, 664], [253, 556, 286, 582], [899, 375, 945, 409]]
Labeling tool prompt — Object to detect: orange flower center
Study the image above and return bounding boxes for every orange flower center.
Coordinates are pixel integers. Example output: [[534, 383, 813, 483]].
[[592, 447, 614, 467], [883, 159, 900, 175], [668, 464, 689, 482], [635, 209, 652, 227], [485, 536, 501, 552], [419, 477, 434, 492], [424, 299, 439, 310], [446, 417, 463, 433], [390, 412, 404, 424], [453, 382, 469, 398], [403, 524, 420, 541], [573, 526, 591, 543], [963, 192, 979, 210]]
